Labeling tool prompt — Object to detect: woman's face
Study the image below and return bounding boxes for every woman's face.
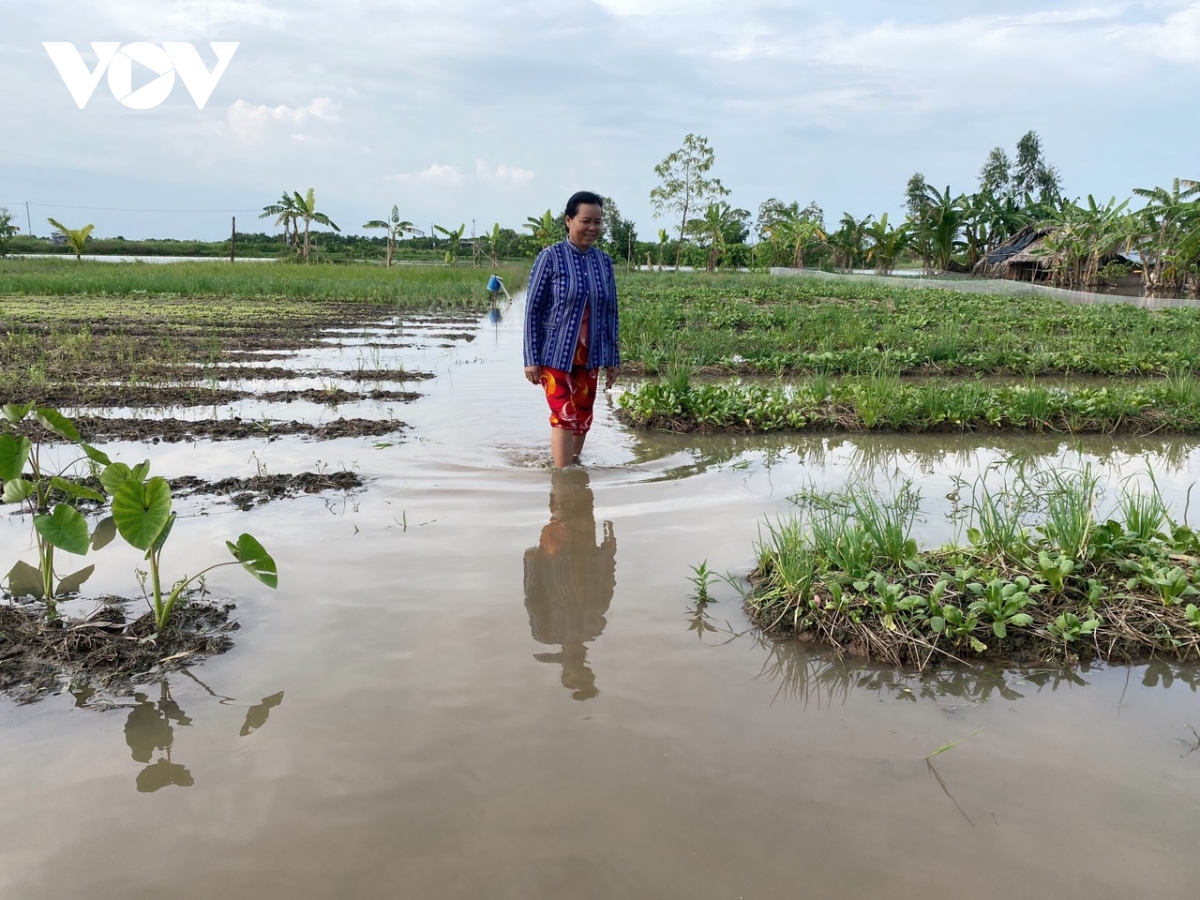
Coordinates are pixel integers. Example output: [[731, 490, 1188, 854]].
[[565, 203, 604, 250]]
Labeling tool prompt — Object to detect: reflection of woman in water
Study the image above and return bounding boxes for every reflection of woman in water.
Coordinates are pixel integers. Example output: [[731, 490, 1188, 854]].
[[523, 469, 617, 700]]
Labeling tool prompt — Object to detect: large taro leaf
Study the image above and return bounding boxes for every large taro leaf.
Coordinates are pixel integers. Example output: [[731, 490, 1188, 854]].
[[100, 463, 133, 495], [2, 478, 35, 505], [226, 533, 278, 589], [57, 564, 95, 596], [112, 477, 173, 552], [33, 504, 90, 556], [80, 443, 112, 467], [35, 407, 82, 443], [50, 476, 105, 503], [0, 433, 31, 482], [1, 402, 33, 425], [6, 560, 44, 599]]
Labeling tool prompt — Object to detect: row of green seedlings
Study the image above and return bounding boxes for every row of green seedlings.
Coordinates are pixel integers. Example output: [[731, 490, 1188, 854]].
[[620, 278, 1200, 376], [0, 257, 527, 306], [0, 404, 276, 631], [618, 369, 1200, 434], [743, 468, 1200, 669]]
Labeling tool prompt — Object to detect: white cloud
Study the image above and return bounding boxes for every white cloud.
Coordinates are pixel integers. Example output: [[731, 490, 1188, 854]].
[[390, 164, 466, 185], [1136, 5, 1200, 61], [215, 96, 337, 142], [475, 160, 535, 185]]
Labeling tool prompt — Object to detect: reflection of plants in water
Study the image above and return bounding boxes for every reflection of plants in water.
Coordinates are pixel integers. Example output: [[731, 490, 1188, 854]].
[[108, 672, 285, 793]]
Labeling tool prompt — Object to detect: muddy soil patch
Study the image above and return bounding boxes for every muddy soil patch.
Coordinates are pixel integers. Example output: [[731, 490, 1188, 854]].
[[258, 388, 421, 405], [170, 471, 363, 510], [0, 600, 236, 704], [43, 415, 407, 443]]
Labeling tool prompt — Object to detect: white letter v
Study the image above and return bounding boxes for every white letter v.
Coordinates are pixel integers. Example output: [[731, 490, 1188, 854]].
[[43, 42, 120, 109], [163, 42, 239, 109]]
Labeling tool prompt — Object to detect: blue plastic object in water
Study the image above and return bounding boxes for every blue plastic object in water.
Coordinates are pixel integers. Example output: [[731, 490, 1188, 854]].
[[487, 274, 502, 292]]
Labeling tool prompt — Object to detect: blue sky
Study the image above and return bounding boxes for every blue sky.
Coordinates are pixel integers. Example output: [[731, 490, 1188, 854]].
[[1, 0, 1197, 241]]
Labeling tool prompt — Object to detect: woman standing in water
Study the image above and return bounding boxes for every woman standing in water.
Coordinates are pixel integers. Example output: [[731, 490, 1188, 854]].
[[524, 191, 620, 468]]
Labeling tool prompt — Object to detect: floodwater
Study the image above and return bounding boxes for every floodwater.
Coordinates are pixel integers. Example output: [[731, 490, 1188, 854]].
[[2, 295, 1200, 899]]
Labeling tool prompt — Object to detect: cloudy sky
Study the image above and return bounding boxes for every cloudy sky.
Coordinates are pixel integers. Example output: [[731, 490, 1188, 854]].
[[1, 0, 1198, 241]]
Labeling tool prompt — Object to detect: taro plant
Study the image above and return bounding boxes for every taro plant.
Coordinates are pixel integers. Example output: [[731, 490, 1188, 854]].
[[0, 404, 112, 618], [107, 464, 278, 633]]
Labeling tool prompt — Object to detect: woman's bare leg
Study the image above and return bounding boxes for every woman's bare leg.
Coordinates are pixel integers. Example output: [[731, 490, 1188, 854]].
[[550, 428, 575, 468]]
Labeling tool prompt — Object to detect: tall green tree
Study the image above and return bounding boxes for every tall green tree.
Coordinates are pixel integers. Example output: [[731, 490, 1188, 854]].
[[46, 218, 94, 261], [828, 212, 873, 270], [0, 207, 18, 256], [1013, 130, 1062, 204], [978, 147, 1012, 199], [363, 205, 422, 268], [921, 185, 967, 272], [650, 133, 730, 270], [292, 188, 340, 261]]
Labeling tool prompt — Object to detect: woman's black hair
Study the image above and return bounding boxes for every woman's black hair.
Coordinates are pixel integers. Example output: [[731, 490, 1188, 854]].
[[565, 191, 604, 219]]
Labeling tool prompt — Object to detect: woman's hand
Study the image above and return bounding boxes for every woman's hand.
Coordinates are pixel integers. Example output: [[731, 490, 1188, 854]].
[[524, 365, 542, 385], [604, 366, 619, 390]]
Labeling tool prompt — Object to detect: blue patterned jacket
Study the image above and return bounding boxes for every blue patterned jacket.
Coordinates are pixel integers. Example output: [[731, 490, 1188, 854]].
[[523, 240, 620, 371]]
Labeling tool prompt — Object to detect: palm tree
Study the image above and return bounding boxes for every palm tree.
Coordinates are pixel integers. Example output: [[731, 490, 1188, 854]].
[[292, 188, 340, 261], [765, 210, 826, 269], [864, 213, 913, 274], [46, 218, 94, 261], [433, 223, 466, 266], [363, 205, 422, 268], [259, 192, 300, 254]]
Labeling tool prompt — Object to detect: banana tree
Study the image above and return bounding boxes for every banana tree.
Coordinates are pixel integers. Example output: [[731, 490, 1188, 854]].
[[828, 212, 873, 270], [292, 188, 340, 261], [864, 213, 913, 274], [1132, 179, 1200, 294], [46, 218, 94, 261], [433, 223, 466, 266], [524, 210, 562, 250], [686, 201, 739, 271], [484, 223, 503, 267], [364, 205, 422, 268], [765, 211, 827, 270], [921, 185, 967, 272]]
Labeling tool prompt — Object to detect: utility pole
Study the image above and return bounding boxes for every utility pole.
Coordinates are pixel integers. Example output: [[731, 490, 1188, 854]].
[[230, 216, 236, 262], [25, 201, 32, 237]]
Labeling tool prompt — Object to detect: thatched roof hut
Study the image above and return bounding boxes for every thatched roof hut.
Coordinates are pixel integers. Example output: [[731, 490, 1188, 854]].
[[973, 226, 1054, 281]]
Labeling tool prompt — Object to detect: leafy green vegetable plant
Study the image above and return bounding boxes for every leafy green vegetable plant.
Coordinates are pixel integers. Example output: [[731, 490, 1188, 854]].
[[0, 403, 112, 617]]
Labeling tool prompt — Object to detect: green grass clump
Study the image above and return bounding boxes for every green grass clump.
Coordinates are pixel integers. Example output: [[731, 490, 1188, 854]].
[[745, 473, 1200, 669]]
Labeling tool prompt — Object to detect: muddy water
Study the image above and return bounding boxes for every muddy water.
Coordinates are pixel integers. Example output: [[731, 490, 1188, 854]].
[[3, 297, 1200, 899]]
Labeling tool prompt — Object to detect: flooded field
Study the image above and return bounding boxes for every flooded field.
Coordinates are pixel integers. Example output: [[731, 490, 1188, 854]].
[[3, 294, 1199, 899]]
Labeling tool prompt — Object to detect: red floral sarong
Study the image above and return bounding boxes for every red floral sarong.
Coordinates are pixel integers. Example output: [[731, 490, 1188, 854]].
[[541, 306, 598, 435]]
